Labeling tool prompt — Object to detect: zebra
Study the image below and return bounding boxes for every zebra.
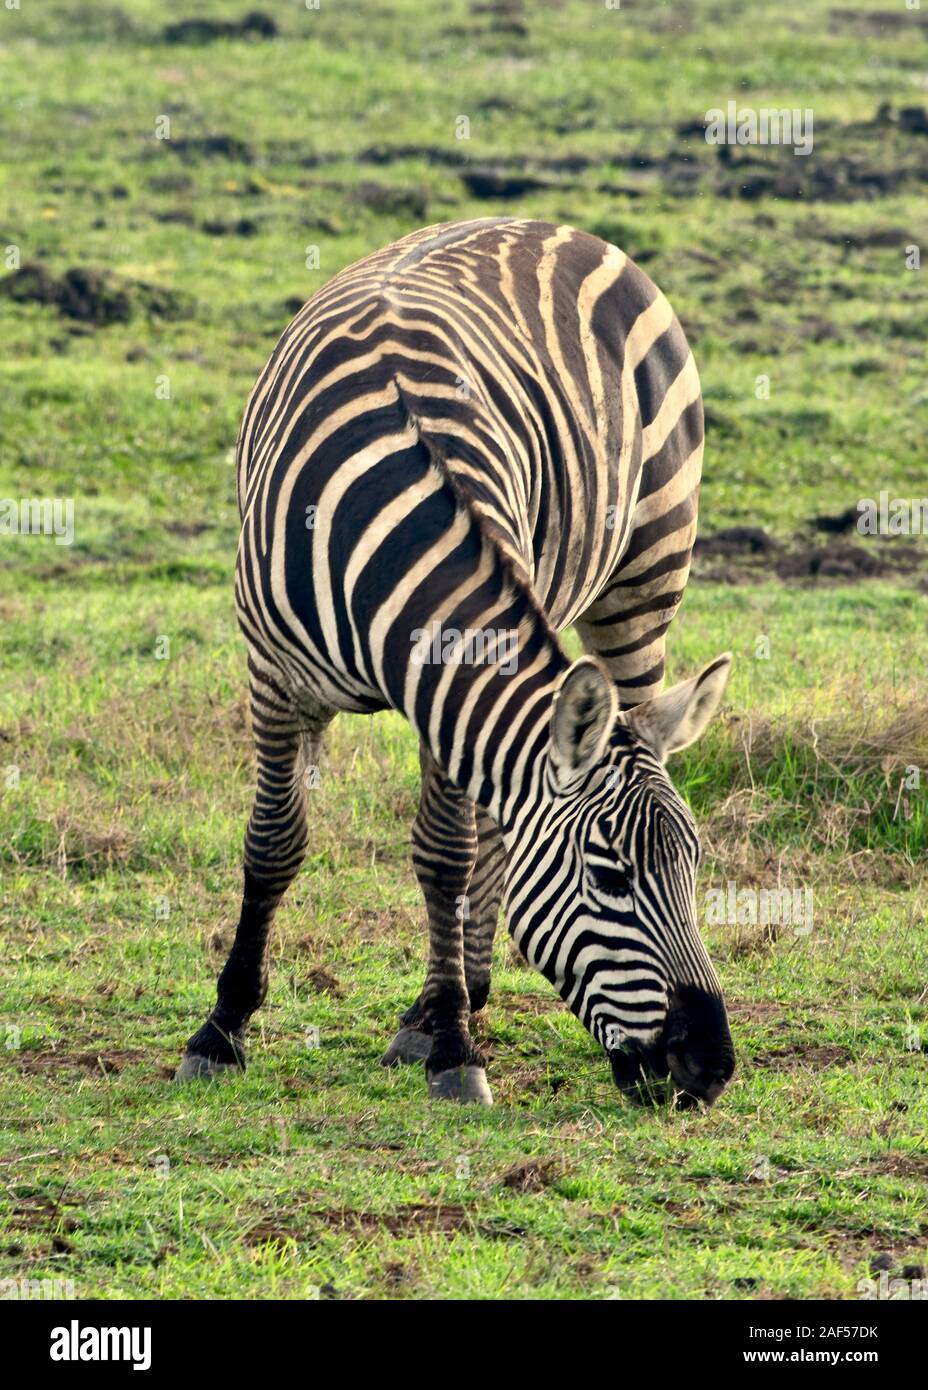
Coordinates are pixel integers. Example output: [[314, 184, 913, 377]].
[[176, 217, 736, 1108]]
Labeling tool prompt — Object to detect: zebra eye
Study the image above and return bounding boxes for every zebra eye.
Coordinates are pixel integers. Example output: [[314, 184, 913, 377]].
[[587, 859, 633, 899]]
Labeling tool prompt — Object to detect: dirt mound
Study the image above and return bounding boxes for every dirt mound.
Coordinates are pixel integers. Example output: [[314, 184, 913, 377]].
[[0, 264, 190, 325], [500, 1157, 564, 1193], [716, 149, 927, 203], [167, 135, 255, 163], [461, 166, 556, 199], [811, 506, 862, 533], [697, 526, 776, 556], [161, 12, 278, 44], [694, 524, 926, 586], [776, 538, 887, 581], [352, 181, 428, 219], [829, 8, 928, 36], [200, 217, 259, 237], [754, 1043, 853, 1071]]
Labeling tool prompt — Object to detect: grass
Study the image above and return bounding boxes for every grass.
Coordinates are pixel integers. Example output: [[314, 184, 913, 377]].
[[1, 0, 927, 1299]]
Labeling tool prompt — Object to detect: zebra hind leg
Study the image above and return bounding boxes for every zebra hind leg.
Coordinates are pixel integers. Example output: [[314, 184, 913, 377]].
[[381, 806, 504, 1068], [382, 745, 491, 1104], [176, 677, 330, 1081]]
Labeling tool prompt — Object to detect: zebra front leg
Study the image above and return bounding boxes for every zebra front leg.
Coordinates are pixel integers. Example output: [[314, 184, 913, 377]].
[[386, 746, 489, 1103], [381, 805, 504, 1078], [176, 679, 329, 1080]]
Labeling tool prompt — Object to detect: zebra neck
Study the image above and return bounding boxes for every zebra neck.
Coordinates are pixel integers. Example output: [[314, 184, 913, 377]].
[[399, 579, 572, 829]]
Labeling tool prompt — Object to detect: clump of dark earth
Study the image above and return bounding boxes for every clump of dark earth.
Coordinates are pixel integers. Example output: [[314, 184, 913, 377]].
[[352, 181, 428, 219], [799, 316, 840, 343], [162, 12, 278, 44], [155, 209, 195, 226], [0, 264, 190, 325], [360, 143, 465, 168], [694, 524, 926, 585], [776, 540, 885, 581], [471, 0, 529, 38], [500, 1158, 561, 1193], [900, 106, 928, 135], [811, 506, 860, 534], [304, 965, 342, 997], [830, 8, 928, 35], [716, 150, 927, 203], [168, 135, 255, 163], [201, 217, 259, 236], [800, 219, 915, 251], [461, 166, 555, 198], [358, 144, 594, 178], [695, 526, 776, 557], [149, 172, 194, 193]]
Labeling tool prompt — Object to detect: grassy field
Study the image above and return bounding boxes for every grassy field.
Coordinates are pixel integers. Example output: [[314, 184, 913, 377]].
[[1, 0, 927, 1300]]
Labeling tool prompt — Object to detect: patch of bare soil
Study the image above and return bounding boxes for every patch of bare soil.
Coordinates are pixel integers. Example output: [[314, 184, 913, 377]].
[[801, 220, 919, 253], [166, 135, 255, 163], [754, 1043, 853, 1071], [862, 1152, 928, 1180], [693, 524, 926, 586], [829, 8, 928, 36], [830, 1230, 928, 1276], [351, 180, 428, 219], [461, 167, 558, 199], [246, 1202, 500, 1245], [201, 218, 259, 237], [162, 13, 278, 44], [724, 923, 785, 958], [727, 999, 786, 1023], [495, 1062, 570, 1101], [0, 264, 190, 325], [12, 1049, 145, 1076], [499, 1157, 564, 1192], [304, 965, 343, 997], [715, 148, 928, 203], [7, 1192, 82, 1234], [496, 991, 564, 1014]]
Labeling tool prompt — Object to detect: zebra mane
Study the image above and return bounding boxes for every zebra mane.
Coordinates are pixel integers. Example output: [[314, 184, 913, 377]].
[[391, 375, 561, 665]]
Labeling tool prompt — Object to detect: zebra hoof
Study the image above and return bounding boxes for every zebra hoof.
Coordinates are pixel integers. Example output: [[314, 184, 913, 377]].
[[174, 1054, 240, 1082], [380, 1026, 433, 1067], [427, 1065, 493, 1105]]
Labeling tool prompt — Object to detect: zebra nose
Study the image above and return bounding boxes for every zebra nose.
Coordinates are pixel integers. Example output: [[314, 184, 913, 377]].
[[670, 1057, 733, 1107], [665, 986, 735, 1106]]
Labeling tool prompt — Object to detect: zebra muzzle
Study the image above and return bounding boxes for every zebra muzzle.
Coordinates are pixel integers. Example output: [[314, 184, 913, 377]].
[[609, 986, 735, 1108], [663, 985, 735, 1107]]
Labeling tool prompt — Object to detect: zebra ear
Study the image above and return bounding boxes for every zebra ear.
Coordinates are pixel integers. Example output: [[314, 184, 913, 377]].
[[550, 657, 619, 786], [622, 653, 732, 763]]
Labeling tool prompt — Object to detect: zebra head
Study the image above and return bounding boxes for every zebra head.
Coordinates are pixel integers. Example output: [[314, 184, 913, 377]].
[[504, 653, 734, 1107]]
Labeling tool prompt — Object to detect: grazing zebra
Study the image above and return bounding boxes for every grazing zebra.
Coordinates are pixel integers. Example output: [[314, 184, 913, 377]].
[[177, 217, 735, 1107]]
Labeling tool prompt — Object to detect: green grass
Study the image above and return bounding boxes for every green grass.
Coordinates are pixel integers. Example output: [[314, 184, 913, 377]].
[[1, 0, 927, 1300]]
